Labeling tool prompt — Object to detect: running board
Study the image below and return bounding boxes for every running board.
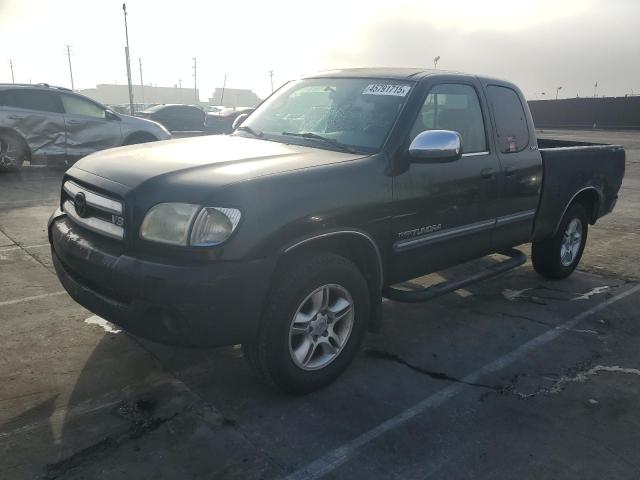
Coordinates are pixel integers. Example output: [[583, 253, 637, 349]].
[[382, 248, 527, 303]]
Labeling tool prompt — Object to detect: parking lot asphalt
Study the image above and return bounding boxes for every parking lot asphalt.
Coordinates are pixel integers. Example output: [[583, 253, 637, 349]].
[[1, 129, 639, 480]]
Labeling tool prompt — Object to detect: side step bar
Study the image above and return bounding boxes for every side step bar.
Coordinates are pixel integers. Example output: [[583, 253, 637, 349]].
[[382, 248, 527, 303]]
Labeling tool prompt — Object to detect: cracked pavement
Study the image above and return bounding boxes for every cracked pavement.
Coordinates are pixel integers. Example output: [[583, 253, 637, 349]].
[[1, 129, 640, 479]]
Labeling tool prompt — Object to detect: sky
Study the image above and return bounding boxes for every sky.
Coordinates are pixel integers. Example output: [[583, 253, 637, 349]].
[[1, 0, 639, 101]]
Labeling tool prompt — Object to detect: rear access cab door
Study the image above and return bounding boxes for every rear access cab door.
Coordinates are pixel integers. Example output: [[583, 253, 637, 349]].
[[481, 80, 543, 250], [390, 76, 502, 283]]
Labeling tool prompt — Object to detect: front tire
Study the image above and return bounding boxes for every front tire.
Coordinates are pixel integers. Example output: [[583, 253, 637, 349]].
[[532, 203, 589, 279], [243, 253, 370, 393]]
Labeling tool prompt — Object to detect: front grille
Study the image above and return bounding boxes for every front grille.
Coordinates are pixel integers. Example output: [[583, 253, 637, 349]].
[[62, 180, 125, 240]]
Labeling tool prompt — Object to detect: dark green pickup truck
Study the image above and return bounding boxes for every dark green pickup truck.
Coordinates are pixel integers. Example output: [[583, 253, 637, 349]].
[[49, 68, 625, 392]]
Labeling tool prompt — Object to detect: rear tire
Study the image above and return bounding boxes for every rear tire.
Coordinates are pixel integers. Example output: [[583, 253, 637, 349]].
[[243, 253, 370, 394], [532, 203, 589, 279], [0, 133, 26, 171]]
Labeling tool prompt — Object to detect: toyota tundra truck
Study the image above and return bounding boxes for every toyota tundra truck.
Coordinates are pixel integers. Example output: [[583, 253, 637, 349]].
[[48, 68, 625, 393]]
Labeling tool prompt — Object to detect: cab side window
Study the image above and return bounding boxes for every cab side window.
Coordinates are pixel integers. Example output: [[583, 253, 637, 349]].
[[61, 94, 106, 119], [409, 84, 487, 154], [486, 85, 529, 153], [6, 90, 63, 114]]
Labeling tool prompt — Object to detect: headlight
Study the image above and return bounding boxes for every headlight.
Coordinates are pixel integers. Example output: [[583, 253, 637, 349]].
[[140, 203, 241, 247], [140, 203, 199, 246], [190, 207, 241, 246]]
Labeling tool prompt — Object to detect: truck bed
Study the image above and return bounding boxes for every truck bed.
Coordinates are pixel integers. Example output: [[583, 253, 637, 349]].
[[533, 137, 625, 241]]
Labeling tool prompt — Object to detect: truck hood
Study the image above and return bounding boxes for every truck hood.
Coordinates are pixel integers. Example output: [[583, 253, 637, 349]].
[[71, 134, 363, 190]]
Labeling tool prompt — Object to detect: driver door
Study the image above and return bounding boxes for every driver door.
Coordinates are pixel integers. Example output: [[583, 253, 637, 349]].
[[60, 93, 122, 163], [390, 82, 501, 283]]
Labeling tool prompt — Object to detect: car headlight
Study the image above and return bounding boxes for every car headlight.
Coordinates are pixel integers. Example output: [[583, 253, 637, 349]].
[[140, 203, 241, 246]]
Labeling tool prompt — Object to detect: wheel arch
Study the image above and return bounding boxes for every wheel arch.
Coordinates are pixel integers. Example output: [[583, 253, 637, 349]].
[[275, 229, 384, 331], [0, 127, 31, 162], [122, 131, 158, 145], [553, 187, 600, 235]]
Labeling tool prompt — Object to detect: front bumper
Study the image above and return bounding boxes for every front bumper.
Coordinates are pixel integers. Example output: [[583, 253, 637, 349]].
[[50, 213, 275, 347]]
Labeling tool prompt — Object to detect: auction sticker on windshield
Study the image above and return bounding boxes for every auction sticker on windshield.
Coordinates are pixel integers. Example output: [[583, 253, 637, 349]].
[[362, 84, 411, 96]]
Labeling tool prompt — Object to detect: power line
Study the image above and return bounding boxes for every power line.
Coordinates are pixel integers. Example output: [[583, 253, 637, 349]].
[[65, 45, 75, 91]]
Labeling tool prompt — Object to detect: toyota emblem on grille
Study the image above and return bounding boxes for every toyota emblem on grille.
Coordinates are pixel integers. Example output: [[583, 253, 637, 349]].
[[74, 192, 88, 218]]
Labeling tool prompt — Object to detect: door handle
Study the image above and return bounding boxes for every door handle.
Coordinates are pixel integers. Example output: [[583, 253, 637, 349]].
[[505, 166, 517, 177], [480, 168, 495, 179], [67, 119, 82, 125], [8, 115, 25, 120]]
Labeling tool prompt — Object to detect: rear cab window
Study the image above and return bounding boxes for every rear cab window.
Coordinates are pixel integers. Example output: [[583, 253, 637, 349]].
[[486, 85, 529, 153]]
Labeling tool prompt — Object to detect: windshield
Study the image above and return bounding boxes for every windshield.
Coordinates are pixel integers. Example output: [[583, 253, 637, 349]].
[[238, 78, 412, 152]]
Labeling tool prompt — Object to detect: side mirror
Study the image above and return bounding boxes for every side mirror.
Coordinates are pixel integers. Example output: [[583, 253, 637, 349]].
[[408, 130, 462, 162], [232, 113, 250, 131], [105, 110, 121, 121]]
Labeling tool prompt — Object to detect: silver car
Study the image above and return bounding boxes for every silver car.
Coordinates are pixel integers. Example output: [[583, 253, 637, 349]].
[[0, 83, 171, 171]]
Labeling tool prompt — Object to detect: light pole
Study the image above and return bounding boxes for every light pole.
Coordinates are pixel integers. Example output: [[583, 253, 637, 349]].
[[220, 73, 227, 106], [65, 45, 75, 90], [193, 57, 198, 104], [122, 3, 135, 115], [540, 92, 546, 99], [8, 60, 14, 83], [138, 58, 145, 105], [268, 70, 274, 93], [433, 56, 440, 69], [555, 86, 562, 100], [593, 81, 598, 98]]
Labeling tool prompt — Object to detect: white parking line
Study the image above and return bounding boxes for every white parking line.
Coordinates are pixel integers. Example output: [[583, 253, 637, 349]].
[[0, 243, 51, 252], [0, 291, 66, 307], [283, 283, 640, 480]]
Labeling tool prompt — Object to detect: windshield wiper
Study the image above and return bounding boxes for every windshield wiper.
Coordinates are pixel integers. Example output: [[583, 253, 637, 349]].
[[236, 125, 264, 138], [281, 132, 357, 153]]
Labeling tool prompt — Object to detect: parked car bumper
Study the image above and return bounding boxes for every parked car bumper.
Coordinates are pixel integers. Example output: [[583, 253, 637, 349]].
[[49, 212, 275, 347]]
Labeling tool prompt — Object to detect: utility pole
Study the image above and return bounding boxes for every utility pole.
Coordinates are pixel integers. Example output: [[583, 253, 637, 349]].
[[65, 45, 75, 90], [122, 3, 135, 115], [192, 57, 198, 104], [8, 60, 15, 83], [593, 81, 598, 98], [178, 79, 182, 88], [138, 58, 145, 105], [268, 70, 274, 93], [433, 56, 440, 69], [220, 73, 227, 106]]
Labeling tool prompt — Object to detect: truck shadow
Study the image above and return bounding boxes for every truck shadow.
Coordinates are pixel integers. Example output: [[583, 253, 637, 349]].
[[7, 257, 619, 478]]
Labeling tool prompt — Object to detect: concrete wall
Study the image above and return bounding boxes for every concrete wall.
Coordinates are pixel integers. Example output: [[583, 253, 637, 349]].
[[528, 96, 640, 129], [208, 88, 261, 108]]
